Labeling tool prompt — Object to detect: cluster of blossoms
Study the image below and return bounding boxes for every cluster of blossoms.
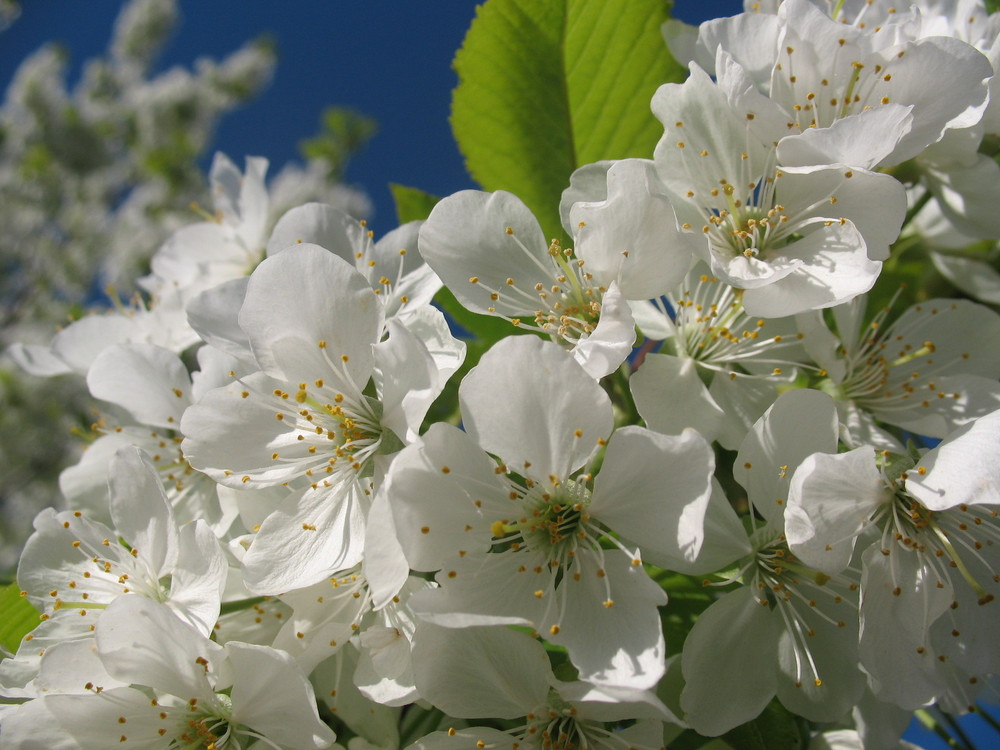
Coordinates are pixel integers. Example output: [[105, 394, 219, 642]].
[[0, 0, 371, 575], [3, 0, 1000, 748]]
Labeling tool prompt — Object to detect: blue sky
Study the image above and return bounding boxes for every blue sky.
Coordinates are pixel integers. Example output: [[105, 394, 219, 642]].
[[0, 0, 742, 229]]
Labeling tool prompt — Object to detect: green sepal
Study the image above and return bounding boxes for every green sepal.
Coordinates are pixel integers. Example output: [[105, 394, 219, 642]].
[[378, 426, 406, 457], [0, 582, 40, 656]]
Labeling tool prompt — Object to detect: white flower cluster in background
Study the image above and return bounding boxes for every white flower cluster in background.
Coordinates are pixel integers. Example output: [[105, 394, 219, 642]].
[[2, 0, 1000, 748], [0, 0, 372, 576]]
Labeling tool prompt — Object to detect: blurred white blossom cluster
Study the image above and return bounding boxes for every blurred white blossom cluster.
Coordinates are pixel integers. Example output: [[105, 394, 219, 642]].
[[0, 0, 371, 575], [2, 1, 1000, 749]]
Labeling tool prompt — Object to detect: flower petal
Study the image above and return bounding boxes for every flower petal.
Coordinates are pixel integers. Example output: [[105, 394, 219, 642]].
[[905, 408, 1000, 510], [569, 282, 636, 379], [107, 446, 178, 580], [419, 190, 549, 319], [460, 337, 613, 481], [590, 426, 714, 568], [570, 158, 697, 298], [858, 545, 953, 709], [386, 423, 507, 573], [95, 597, 223, 703], [242, 480, 369, 593], [630, 353, 725, 443], [227, 641, 336, 749], [734, 389, 839, 527], [786, 447, 889, 575], [680, 586, 780, 736], [549, 550, 666, 690], [411, 624, 550, 719], [239, 244, 381, 386]]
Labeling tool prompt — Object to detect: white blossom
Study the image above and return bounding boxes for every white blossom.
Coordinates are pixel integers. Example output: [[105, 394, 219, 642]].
[[388, 336, 714, 690], [5, 596, 335, 750], [786, 409, 1000, 708], [1, 447, 226, 696]]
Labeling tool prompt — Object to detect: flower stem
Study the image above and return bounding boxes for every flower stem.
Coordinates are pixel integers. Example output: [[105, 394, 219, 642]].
[[604, 363, 640, 428], [939, 709, 978, 750], [915, 709, 968, 750], [902, 189, 933, 233]]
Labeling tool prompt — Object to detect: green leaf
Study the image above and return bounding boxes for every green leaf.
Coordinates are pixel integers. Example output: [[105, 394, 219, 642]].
[[719, 699, 808, 750], [0, 582, 40, 655], [451, 0, 684, 238], [389, 183, 440, 224], [433, 285, 519, 342]]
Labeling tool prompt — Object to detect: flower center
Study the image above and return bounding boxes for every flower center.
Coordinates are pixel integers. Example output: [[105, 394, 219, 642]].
[[661, 272, 805, 375], [821, 297, 970, 419], [777, 37, 904, 131], [739, 531, 859, 689], [522, 693, 663, 750], [709, 195, 791, 260], [491, 476, 595, 565], [525, 708, 584, 750], [243, 357, 401, 489], [877, 473, 1000, 607], [176, 704, 232, 749], [468, 232, 608, 341]]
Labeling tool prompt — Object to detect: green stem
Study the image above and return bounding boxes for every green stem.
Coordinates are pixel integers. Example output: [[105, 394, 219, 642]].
[[915, 709, 964, 749], [939, 708, 978, 750], [552, 243, 586, 310], [606, 362, 640, 428], [882, 233, 922, 274], [902, 189, 933, 234]]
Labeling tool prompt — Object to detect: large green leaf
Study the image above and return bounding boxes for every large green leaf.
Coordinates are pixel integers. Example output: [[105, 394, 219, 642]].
[[451, 0, 684, 238], [0, 582, 40, 655]]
